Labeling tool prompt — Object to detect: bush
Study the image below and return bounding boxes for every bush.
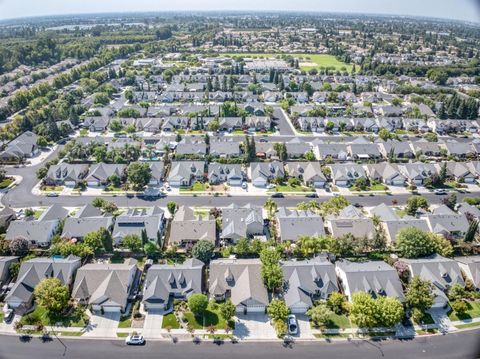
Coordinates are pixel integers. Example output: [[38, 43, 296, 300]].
[[451, 300, 467, 314], [9, 237, 29, 256], [273, 319, 287, 338], [327, 292, 347, 315], [188, 294, 209, 317], [267, 299, 289, 321]]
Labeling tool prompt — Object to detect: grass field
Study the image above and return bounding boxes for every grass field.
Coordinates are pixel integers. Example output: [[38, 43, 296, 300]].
[[162, 313, 181, 329], [222, 53, 353, 73]]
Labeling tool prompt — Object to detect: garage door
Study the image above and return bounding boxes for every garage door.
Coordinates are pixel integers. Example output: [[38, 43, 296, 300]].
[[103, 306, 121, 313], [246, 305, 265, 313], [290, 306, 309, 314]]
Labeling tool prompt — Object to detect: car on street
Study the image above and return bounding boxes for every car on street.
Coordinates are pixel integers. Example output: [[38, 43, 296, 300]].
[[271, 192, 284, 198], [125, 334, 145, 345], [305, 193, 318, 198], [287, 315, 298, 335], [434, 189, 447, 195], [46, 193, 59, 197]]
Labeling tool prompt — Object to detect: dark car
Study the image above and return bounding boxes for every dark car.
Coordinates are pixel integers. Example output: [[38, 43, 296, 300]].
[[306, 193, 318, 198], [271, 192, 284, 198]]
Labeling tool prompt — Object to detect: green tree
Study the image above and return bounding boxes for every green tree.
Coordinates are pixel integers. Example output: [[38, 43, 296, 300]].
[[83, 231, 104, 254], [307, 302, 333, 328], [260, 248, 283, 292], [327, 292, 347, 315], [34, 277, 70, 313], [9, 237, 29, 256], [191, 240, 214, 263], [429, 233, 453, 257], [267, 299, 289, 321], [406, 276, 435, 313], [220, 299, 236, 321], [122, 234, 142, 252], [378, 128, 393, 141], [448, 283, 466, 302], [405, 196, 429, 216], [465, 220, 479, 242], [127, 162, 152, 190], [167, 201, 177, 215], [396, 227, 437, 258], [273, 319, 288, 338], [144, 241, 159, 258], [98, 227, 113, 252], [350, 292, 378, 328], [188, 293, 209, 317], [376, 296, 404, 327]]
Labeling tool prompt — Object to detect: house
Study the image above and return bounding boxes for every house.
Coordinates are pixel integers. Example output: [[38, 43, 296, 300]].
[[219, 117, 243, 131], [325, 205, 375, 239], [45, 164, 89, 187], [446, 162, 476, 183], [250, 161, 285, 187], [175, 137, 207, 157], [335, 260, 405, 302], [422, 205, 469, 239], [456, 202, 480, 220], [221, 204, 264, 243], [366, 163, 406, 186], [143, 259, 204, 311], [455, 256, 480, 290], [410, 140, 442, 157], [0, 207, 16, 231], [208, 163, 244, 186], [61, 204, 114, 240], [169, 206, 216, 246], [285, 162, 326, 188], [83, 117, 109, 132], [112, 207, 164, 245], [5, 205, 68, 247], [254, 141, 276, 159], [441, 141, 475, 159], [85, 163, 126, 187], [399, 162, 439, 185], [168, 161, 205, 187], [328, 163, 366, 187], [379, 141, 415, 159], [313, 143, 349, 161], [347, 143, 382, 160], [285, 138, 312, 159], [162, 117, 190, 132], [0, 131, 39, 162], [276, 207, 325, 242], [72, 258, 139, 313], [6, 255, 81, 311], [209, 258, 269, 314], [210, 139, 242, 158], [350, 118, 379, 133], [245, 116, 272, 131], [136, 117, 163, 133], [403, 254, 464, 308], [0, 256, 18, 288], [381, 218, 430, 245], [297, 117, 325, 133], [281, 257, 338, 313]]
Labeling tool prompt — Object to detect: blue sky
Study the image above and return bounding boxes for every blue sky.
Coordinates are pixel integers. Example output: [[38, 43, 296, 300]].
[[0, 0, 479, 22]]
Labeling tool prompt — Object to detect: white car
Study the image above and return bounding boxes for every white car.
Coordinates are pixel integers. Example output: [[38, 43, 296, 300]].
[[241, 182, 248, 189], [125, 334, 145, 345], [266, 184, 276, 189], [287, 315, 298, 335], [165, 183, 171, 191]]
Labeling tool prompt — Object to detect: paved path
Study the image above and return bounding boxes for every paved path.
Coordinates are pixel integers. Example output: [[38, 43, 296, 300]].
[[83, 313, 120, 338], [142, 310, 164, 339]]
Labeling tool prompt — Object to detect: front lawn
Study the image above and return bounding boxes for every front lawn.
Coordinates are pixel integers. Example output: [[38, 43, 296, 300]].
[[180, 182, 207, 192], [162, 313, 180, 329], [413, 312, 435, 325], [118, 316, 132, 328], [350, 183, 388, 192], [183, 303, 235, 330], [0, 178, 14, 189], [311, 313, 352, 329], [40, 185, 64, 192], [20, 306, 87, 327], [271, 184, 311, 193], [455, 321, 480, 329], [448, 301, 480, 321]]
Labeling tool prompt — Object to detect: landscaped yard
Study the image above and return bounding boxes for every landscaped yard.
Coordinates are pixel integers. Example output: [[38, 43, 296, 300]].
[[455, 321, 480, 329], [118, 316, 132, 328], [0, 178, 14, 189], [180, 182, 207, 192], [222, 53, 353, 72], [414, 312, 435, 325], [183, 303, 235, 330], [311, 313, 352, 329], [350, 183, 388, 192], [20, 306, 88, 328], [270, 184, 311, 193], [448, 301, 480, 321], [162, 313, 181, 329], [40, 185, 64, 192]]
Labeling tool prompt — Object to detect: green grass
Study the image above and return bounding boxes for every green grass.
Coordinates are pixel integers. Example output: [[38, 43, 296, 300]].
[[79, 129, 89, 136], [270, 184, 311, 193], [222, 53, 353, 73], [20, 306, 87, 327], [57, 331, 84, 336], [416, 328, 438, 335], [183, 303, 235, 330], [455, 321, 480, 329], [180, 182, 207, 192], [311, 313, 352, 329], [0, 178, 13, 189], [350, 183, 388, 192], [41, 185, 64, 192], [162, 313, 180, 329], [448, 302, 480, 321], [117, 333, 129, 337], [118, 316, 132, 328], [314, 333, 352, 339], [202, 334, 234, 340], [414, 313, 435, 325]]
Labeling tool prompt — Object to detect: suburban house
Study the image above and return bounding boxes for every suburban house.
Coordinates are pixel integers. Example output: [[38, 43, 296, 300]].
[[250, 161, 285, 187], [72, 258, 139, 313], [445, 162, 476, 183], [209, 258, 269, 314], [347, 143, 382, 160], [6, 255, 81, 311], [176, 137, 207, 157], [218, 117, 243, 132], [146, 161, 166, 185], [112, 207, 164, 245], [254, 141, 277, 159], [221, 204, 264, 243], [210, 139, 242, 158], [402, 254, 465, 308], [455, 256, 480, 290], [285, 138, 312, 159], [399, 162, 439, 185], [421, 205, 469, 239], [162, 117, 190, 132], [45, 163, 89, 187], [285, 162, 326, 188], [313, 143, 349, 161], [366, 163, 406, 186], [142, 258, 204, 311], [169, 206, 216, 246], [61, 204, 114, 240], [5, 204, 68, 247], [410, 140, 442, 158], [276, 207, 325, 242], [456, 202, 480, 220], [325, 205, 375, 239], [281, 256, 338, 313], [168, 161, 205, 187], [85, 163, 126, 187], [335, 260, 405, 302], [440, 141, 475, 159], [208, 163, 244, 186], [245, 116, 272, 131], [83, 117, 110, 132], [379, 141, 415, 159], [328, 163, 366, 187], [0, 131, 39, 162]]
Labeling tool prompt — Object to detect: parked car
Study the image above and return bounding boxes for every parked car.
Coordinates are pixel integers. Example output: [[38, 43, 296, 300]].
[[125, 334, 145, 345], [3, 309, 14, 323], [271, 192, 284, 198], [287, 315, 298, 335], [46, 193, 59, 197], [266, 184, 276, 189], [242, 182, 248, 189], [305, 193, 318, 198]]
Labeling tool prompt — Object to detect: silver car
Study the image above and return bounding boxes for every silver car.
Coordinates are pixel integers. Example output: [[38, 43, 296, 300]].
[[287, 315, 298, 335], [125, 334, 145, 345]]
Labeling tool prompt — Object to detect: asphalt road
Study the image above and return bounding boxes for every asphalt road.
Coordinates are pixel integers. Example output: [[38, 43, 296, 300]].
[[1, 329, 479, 359]]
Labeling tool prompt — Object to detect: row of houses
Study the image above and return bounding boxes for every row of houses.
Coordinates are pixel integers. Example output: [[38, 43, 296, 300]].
[[4, 253, 479, 315]]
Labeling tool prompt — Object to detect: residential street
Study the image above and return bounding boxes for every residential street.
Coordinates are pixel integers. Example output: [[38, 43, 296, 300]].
[[1, 328, 479, 359]]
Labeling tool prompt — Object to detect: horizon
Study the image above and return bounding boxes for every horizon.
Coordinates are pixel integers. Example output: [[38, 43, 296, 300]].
[[0, 0, 479, 24]]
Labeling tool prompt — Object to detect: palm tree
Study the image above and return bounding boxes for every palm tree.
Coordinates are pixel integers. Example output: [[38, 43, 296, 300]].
[[264, 199, 277, 219]]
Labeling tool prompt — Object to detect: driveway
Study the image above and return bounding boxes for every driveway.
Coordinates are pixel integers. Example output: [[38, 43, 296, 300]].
[[142, 310, 164, 338], [83, 312, 120, 338], [234, 314, 277, 340], [296, 314, 315, 339]]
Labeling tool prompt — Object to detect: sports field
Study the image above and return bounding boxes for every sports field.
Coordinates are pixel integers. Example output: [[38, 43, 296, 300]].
[[222, 53, 353, 72]]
